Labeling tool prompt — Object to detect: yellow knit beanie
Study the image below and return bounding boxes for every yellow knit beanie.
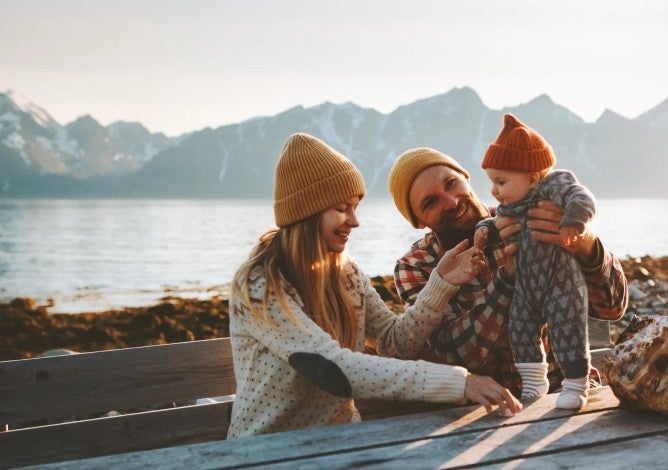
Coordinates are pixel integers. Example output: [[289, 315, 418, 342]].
[[482, 113, 556, 172], [274, 133, 365, 227], [388, 147, 470, 228]]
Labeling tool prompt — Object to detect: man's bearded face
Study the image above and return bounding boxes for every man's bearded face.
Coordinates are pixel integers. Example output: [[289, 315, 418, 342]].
[[433, 194, 489, 248]]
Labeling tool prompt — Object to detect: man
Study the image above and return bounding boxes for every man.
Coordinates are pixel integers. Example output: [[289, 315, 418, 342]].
[[388, 147, 628, 397]]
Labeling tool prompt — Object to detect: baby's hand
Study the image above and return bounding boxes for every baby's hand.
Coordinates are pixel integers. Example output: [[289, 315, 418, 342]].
[[560, 225, 581, 246], [474, 226, 489, 251]]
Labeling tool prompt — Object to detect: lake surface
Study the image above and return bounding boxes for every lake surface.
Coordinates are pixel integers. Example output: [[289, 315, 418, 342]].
[[1, 198, 666, 312]]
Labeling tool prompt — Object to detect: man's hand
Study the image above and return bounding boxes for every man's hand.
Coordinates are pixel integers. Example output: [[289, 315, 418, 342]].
[[495, 213, 520, 242], [527, 201, 597, 262]]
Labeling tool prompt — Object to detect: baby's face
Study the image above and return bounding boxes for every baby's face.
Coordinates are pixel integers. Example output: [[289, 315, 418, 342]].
[[485, 168, 535, 205]]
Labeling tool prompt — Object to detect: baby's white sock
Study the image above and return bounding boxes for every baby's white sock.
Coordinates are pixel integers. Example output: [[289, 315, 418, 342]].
[[516, 362, 549, 399], [556, 377, 588, 410]]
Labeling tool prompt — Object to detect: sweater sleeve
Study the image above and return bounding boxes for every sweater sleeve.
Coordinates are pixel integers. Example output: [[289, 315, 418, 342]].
[[361, 262, 459, 359], [233, 273, 467, 404], [395, 238, 516, 371]]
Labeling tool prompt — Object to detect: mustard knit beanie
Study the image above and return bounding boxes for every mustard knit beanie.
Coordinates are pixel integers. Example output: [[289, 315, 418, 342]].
[[388, 147, 470, 228], [482, 113, 556, 172], [274, 133, 365, 227]]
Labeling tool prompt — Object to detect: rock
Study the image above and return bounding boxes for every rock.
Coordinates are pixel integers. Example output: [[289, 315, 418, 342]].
[[601, 313, 668, 415], [633, 267, 651, 280], [9, 297, 37, 310], [37, 349, 78, 358], [627, 283, 647, 301], [0, 296, 231, 361], [2, 256, 667, 361], [610, 258, 668, 342]]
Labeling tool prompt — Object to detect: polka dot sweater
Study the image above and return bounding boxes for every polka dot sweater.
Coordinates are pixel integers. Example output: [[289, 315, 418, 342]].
[[227, 261, 468, 438]]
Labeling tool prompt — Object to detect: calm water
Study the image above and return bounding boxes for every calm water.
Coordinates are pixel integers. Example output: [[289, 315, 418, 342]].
[[1, 198, 666, 312]]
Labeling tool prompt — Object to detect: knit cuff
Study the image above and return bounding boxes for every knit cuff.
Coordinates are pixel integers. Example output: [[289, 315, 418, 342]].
[[422, 362, 468, 403], [420, 273, 459, 312]]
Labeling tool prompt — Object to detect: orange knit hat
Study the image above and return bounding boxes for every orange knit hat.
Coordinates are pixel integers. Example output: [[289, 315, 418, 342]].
[[481, 114, 556, 172]]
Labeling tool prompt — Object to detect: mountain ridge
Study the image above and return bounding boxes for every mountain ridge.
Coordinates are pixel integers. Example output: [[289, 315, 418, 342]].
[[1, 88, 666, 198]]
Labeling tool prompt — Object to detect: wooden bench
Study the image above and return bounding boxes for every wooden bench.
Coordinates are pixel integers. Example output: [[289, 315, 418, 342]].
[[0, 337, 451, 467], [1, 338, 236, 468], [0, 335, 613, 468]]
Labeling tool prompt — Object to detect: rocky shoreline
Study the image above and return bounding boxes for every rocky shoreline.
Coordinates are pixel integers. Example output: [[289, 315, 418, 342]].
[[2, 256, 667, 362]]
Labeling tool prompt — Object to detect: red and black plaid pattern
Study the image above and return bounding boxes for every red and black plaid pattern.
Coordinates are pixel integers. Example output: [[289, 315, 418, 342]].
[[394, 231, 628, 397], [582, 239, 630, 321]]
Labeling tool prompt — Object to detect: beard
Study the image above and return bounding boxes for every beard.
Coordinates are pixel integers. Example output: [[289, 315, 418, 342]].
[[434, 194, 490, 250]]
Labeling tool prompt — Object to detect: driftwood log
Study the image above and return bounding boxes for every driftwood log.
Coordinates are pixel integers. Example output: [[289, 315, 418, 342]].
[[601, 313, 668, 415]]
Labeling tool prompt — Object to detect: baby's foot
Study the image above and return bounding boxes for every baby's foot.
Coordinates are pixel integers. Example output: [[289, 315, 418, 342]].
[[516, 362, 549, 400], [556, 377, 588, 410]]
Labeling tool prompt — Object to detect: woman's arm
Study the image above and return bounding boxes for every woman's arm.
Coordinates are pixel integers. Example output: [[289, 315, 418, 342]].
[[233, 273, 520, 414], [364, 239, 481, 359], [394, 244, 516, 371], [233, 276, 467, 403]]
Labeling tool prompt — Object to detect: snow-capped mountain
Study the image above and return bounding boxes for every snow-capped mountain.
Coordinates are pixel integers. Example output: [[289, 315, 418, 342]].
[[0, 90, 176, 179], [1, 88, 666, 198]]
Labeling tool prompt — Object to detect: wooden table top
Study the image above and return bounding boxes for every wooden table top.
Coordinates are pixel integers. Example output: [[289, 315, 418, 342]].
[[38, 386, 668, 469]]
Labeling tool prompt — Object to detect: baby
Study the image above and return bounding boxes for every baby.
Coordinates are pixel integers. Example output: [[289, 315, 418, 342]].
[[474, 113, 596, 410]]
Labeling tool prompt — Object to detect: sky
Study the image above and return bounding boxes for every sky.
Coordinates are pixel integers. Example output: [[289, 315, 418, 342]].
[[2, 0, 666, 136]]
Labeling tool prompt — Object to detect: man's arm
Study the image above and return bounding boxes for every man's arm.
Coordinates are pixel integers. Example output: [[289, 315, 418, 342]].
[[577, 237, 629, 321]]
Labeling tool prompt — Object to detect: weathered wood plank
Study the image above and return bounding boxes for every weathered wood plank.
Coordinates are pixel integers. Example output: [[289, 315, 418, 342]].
[[39, 388, 624, 469], [0, 334, 620, 469], [356, 399, 458, 420], [264, 409, 668, 469], [483, 433, 668, 469], [0, 401, 232, 468], [0, 338, 235, 427]]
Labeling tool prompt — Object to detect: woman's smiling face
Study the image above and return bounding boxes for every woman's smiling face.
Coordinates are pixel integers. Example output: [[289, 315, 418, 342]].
[[319, 196, 361, 253]]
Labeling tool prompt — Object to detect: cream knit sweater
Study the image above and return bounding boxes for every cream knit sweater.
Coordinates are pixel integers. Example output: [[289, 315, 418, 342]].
[[228, 261, 468, 438]]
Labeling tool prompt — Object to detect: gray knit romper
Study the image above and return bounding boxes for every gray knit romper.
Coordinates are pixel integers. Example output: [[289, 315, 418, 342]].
[[482, 170, 596, 379]]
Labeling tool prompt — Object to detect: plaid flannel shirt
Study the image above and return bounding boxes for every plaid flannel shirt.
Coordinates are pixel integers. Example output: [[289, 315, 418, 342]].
[[394, 231, 628, 397]]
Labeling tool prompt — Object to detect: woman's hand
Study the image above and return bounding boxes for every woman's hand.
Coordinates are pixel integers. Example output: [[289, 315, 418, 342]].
[[465, 373, 523, 416], [435, 239, 483, 285], [527, 201, 597, 262]]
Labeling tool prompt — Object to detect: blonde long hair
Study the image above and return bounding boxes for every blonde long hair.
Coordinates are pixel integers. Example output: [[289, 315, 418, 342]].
[[231, 214, 359, 350]]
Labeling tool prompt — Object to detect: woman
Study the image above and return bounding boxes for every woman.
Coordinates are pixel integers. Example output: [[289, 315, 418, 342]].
[[228, 133, 520, 438]]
